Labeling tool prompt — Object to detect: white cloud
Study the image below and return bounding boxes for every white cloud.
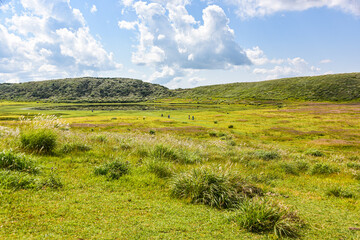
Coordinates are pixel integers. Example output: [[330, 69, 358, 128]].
[[120, 1, 250, 84], [226, 0, 360, 18], [253, 56, 321, 80], [118, 20, 137, 30], [320, 59, 332, 64], [90, 4, 97, 13], [0, 0, 120, 83]]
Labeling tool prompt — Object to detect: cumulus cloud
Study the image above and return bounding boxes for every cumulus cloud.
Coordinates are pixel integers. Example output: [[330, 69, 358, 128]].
[[320, 59, 332, 64], [226, 0, 360, 18], [0, 0, 120, 83], [90, 4, 97, 13], [252, 56, 321, 80], [120, 0, 250, 83]]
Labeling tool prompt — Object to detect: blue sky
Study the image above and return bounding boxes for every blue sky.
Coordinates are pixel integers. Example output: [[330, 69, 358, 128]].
[[0, 0, 359, 88]]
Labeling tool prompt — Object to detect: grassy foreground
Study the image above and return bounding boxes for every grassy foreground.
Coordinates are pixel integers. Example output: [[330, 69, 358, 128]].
[[0, 101, 359, 239]]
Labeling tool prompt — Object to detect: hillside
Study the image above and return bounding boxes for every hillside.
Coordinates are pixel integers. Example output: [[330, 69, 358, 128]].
[[176, 73, 360, 102], [0, 77, 172, 102]]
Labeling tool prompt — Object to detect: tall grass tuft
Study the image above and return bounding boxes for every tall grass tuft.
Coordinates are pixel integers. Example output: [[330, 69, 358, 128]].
[[147, 160, 174, 178], [94, 160, 130, 180], [325, 186, 355, 198], [232, 198, 302, 238], [151, 144, 202, 164], [0, 150, 39, 174], [310, 163, 339, 175], [61, 142, 91, 154], [20, 129, 57, 153], [0, 170, 38, 190], [253, 150, 280, 161], [170, 167, 262, 209]]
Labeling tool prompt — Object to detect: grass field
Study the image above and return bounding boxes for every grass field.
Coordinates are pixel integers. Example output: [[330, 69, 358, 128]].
[[0, 100, 359, 239]]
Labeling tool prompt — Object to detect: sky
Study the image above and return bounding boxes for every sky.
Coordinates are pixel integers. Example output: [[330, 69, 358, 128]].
[[0, 0, 359, 88]]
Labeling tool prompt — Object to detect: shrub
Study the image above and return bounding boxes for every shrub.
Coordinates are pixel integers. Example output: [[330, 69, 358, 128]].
[[310, 163, 339, 175], [0, 151, 39, 174], [94, 160, 130, 180], [170, 167, 262, 209], [232, 198, 302, 238], [20, 129, 57, 153], [0, 170, 38, 190], [149, 130, 156, 135], [305, 149, 324, 157], [254, 150, 280, 161], [147, 160, 173, 178], [61, 142, 91, 154], [325, 186, 355, 198], [228, 125, 234, 129]]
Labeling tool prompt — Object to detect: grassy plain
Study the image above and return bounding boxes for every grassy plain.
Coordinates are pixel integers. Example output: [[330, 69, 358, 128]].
[[0, 100, 359, 239]]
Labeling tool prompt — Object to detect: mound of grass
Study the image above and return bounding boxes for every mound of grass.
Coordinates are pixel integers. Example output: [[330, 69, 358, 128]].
[[305, 149, 324, 157], [61, 142, 91, 154], [280, 160, 309, 176], [151, 145, 202, 164], [325, 186, 355, 199], [170, 167, 262, 209], [20, 129, 57, 153], [232, 198, 303, 238], [0, 170, 38, 190], [347, 162, 360, 170], [39, 172, 63, 190], [0, 150, 39, 174], [310, 163, 339, 175], [253, 150, 280, 161], [94, 160, 130, 180], [147, 160, 174, 178]]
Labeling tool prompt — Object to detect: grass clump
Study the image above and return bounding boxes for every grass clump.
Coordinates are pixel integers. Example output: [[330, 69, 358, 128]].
[[39, 171, 63, 190], [325, 186, 355, 198], [61, 142, 91, 154], [305, 149, 324, 157], [280, 160, 309, 175], [310, 163, 339, 175], [232, 198, 302, 238], [347, 162, 360, 170], [170, 167, 262, 209], [0, 170, 38, 190], [147, 160, 174, 178], [152, 145, 201, 164], [94, 160, 130, 180], [20, 129, 57, 153], [0, 150, 39, 174], [254, 150, 280, 161]]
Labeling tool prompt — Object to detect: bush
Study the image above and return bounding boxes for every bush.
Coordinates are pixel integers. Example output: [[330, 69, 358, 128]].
[[149, 130, 156, 135], [310, 163, 339, 175], [20, 129, 57, 153], [325, 186, 355, 198], [209, 132, 217, 137], [147, 160, 173, 178], [305, 149, 324, 157], [254, 150, 280, 161], [232, 198, 302, 238], [228, 125, 234, 129], [0, 150, 39, 174], [170, 167, 262, 209], [94, 160, 130, 180]]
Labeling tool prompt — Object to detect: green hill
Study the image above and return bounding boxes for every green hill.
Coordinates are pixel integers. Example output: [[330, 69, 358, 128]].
[[1, 73, 359, 102], [176, 73, 360, 101], [0, 77, 172, 102]]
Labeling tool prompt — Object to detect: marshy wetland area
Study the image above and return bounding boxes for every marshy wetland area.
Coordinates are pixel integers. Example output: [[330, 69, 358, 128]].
[[0, 100, 359, 239]]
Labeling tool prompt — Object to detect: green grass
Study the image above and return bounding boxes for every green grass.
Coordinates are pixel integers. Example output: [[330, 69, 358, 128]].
[[0, 100, 359, 239], [20, 129, 57, 153]]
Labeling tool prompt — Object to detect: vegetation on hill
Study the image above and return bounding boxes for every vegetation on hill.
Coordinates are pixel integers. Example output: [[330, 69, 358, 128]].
[[1, 73, 359, 102], [176, 73, 360, 101], [0, 77, 172, 102]]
